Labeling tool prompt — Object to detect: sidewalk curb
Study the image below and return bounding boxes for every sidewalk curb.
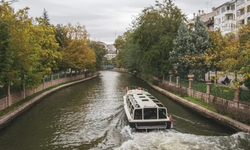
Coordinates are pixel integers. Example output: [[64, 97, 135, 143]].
[[0, 74, 99, 130]]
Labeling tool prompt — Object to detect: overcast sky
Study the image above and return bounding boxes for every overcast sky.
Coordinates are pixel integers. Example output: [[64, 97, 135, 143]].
[[12, 0, 229, 44]]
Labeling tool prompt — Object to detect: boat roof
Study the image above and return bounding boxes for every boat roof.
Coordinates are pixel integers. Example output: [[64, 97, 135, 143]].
[[127, 89, 166, 109]]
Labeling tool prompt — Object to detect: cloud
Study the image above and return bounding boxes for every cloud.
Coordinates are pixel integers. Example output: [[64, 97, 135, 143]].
[[12, 0, 229, 44]]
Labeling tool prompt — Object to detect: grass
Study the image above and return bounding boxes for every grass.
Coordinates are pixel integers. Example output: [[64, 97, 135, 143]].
[[182, 96, 217, 112], [0, 75, 94, 117]]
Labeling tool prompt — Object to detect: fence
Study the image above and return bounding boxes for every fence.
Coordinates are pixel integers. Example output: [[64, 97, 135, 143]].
[[164, 75, 249, 102], [158, 75, 250, 113], [0, 71, 97, 111], [240, 90, 250, 103]]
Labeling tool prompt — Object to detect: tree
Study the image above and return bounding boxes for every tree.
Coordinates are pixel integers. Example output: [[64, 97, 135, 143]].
[[0, 0, 18, 4], [0, 3, 61, 88], [60, 23, 96, 71], [170, 21, 195, 78], [42, 8, 50, 27], [0, 16, 12, 86], [183, 16, 211, 80], [124, 0, 185, 79], [89, 41, 106, 70]]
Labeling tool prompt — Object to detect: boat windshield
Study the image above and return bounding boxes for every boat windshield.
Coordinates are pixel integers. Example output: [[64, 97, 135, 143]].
[[159, 108, 167, 119], [143, 108, 157, 119], [134, 109, 142, 120]]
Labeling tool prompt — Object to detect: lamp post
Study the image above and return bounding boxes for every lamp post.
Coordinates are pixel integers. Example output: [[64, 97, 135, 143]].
[[207, 63, 211, 82]]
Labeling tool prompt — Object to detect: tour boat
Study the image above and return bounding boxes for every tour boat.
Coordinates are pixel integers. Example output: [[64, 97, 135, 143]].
[[124, 86, 173, 131]]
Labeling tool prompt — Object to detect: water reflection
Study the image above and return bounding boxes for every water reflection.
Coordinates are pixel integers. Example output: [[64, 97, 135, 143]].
[[0, 71, 249, 150]]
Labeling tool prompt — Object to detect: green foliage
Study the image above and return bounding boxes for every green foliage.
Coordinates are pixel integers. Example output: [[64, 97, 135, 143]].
[[89, 41, 106, 70], [0, 3, 97, 90], [115, 0, 185, 78], [170, 21, 194, 78]]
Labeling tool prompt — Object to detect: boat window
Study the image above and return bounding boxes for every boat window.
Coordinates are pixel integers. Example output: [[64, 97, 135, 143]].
[[146, 94, 151, 96], [139, 96, 146, 98], [134, 109, 142, 120], [137, 93, 143, 95], [143, 108, 157, 119], [149, 96, 156, 99], [153, 100, 159, 103], [157, 103, 164, 107], [159, 108, 167, 119], [142, 99, 149, 101], [130, 105, 134, 115]]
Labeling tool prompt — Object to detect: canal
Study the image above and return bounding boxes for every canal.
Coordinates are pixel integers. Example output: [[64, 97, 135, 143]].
[[0, 71, 249, 150]]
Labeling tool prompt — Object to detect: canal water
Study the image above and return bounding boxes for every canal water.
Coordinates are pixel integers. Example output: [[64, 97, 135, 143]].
[[0, 71, 249, 150]]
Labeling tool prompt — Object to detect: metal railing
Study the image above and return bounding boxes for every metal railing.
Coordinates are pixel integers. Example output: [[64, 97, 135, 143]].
[[53, 75, 58, 80], [192, 81, 207, 93], [211, 84, 234, 100], [45, 77, 51, 82], [179, 78, 189, 87], [240, 90, 250, 103]]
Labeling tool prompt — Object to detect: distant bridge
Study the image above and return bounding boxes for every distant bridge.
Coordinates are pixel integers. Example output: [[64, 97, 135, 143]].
[[102, 65, 115, 69]]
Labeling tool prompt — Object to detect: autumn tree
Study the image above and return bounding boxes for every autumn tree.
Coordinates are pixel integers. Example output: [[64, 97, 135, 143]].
[[0, 3, 61, 88], [60, 23, 96, 71]]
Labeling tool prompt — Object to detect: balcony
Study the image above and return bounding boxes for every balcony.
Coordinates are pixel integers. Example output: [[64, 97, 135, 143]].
[[224, 9, 235, 15], [222, 19, 236, 24]]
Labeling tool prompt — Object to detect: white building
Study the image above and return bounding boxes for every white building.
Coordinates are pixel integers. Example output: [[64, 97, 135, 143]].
[[214, 0, 250, 35], [214, 0, 237, 35]]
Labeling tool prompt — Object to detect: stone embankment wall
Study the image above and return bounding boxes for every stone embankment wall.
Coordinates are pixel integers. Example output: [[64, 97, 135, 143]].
[[0, 72, 95, 111], [158, 78, 250, 112]]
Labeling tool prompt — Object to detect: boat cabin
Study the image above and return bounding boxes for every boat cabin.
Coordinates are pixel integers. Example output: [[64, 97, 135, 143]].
[[126, 92, 167, 120]]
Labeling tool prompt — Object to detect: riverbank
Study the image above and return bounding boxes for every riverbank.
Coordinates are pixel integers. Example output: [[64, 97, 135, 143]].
[[110, 68, 250, 133], [0, 74, 100, 130], [135, 75, 250, 133]]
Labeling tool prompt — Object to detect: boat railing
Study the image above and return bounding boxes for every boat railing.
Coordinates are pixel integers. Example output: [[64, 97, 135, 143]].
[[129, 86, 148, 92]]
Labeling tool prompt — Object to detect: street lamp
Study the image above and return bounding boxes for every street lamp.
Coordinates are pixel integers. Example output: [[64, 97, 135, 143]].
[[207, 62, 211, 82]]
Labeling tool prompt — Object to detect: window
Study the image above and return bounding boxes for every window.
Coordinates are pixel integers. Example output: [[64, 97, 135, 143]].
[[222, 7, 225, 13], [143, 108, 157, 119], [242, 19, 245, 24], [159, 108, 167, 119], [134, 109, 142, 120], [231, 4, 235, 10], [153, 99, 159, 103], [219, 18, 221, 23], [157, 103, 164, 107], [217, 9, 220, 15]]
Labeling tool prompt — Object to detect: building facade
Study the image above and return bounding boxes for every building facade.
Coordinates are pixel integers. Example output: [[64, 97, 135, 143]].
[[188, 10, 216, 31], [214, 0, 250, 35]]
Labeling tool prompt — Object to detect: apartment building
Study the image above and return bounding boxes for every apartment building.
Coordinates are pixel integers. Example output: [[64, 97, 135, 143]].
[[188, 10, 216, 31], [214, 0, 250, 35]]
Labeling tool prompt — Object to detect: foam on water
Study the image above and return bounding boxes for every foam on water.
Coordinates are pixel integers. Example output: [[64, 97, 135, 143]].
[[117, 127, 250, 150]]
